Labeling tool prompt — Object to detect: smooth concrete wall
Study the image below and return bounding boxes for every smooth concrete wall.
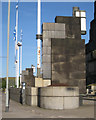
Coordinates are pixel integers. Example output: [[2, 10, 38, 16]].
[[25, 87, 38, 106], [43, 80, 51, 87], [10, 87, 80, 110], [35, 78, 43, 87], [38, 86, 79, 110], [35, 77, 51, 87]]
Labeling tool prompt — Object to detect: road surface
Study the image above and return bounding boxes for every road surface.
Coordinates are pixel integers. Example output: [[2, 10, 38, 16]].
[[1, 92, 95, 119]]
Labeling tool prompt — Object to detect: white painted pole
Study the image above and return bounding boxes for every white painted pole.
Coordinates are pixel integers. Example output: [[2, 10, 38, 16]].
[[17, 45, 19, 88], [15, 60, 17, 86], [20, 30, 23, 86], [16, 2, 18, 46], [37, 0, 41, 69], [5, 0, 10, 112], [14, 27, 16, 63], [20, 45, 22, 86], [15, 1, 19, 88]]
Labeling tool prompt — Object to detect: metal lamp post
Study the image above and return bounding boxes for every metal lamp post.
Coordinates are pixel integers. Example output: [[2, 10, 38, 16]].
[[5, 0, 10, 112]]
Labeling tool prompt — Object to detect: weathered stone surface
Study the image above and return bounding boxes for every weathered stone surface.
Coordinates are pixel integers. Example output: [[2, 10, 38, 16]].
[[55, 16, 80, 25], [42, 55, 51, 63], [43, 39, 51, 47], [9, 88, 25, 104], [51, 38, 86, 93], [43, 63, 51, 79], [25, 87, 38, 96], [26, 95, 38, 106], [54, 23, 65, 31], [55, 16, 81, 39], [43, 71, 51, 79], [42, 16, 86, 93], [43, 23, 55, 31], [22, 68, 35, 87]]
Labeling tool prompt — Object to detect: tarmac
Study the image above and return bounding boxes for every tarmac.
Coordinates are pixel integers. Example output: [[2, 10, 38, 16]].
[[1, 91, 95, 119]]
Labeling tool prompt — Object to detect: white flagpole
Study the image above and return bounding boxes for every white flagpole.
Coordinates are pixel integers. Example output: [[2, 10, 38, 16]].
[[15, 1, 19, 88], [20, 29, 23, 86], [17, 45, 19, 88], [37, 0, 41, 76]]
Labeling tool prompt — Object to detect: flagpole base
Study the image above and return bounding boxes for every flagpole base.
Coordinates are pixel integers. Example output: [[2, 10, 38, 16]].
[[37, 68, 42, 78], [5, 106, 9, 112]]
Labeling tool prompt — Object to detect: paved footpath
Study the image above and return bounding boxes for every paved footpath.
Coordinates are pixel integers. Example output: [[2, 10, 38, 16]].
[[1, 92, 95, 119]]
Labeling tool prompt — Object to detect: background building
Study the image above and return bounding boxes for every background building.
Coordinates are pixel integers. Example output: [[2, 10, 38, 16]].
[[86, 1, 96, 86]]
